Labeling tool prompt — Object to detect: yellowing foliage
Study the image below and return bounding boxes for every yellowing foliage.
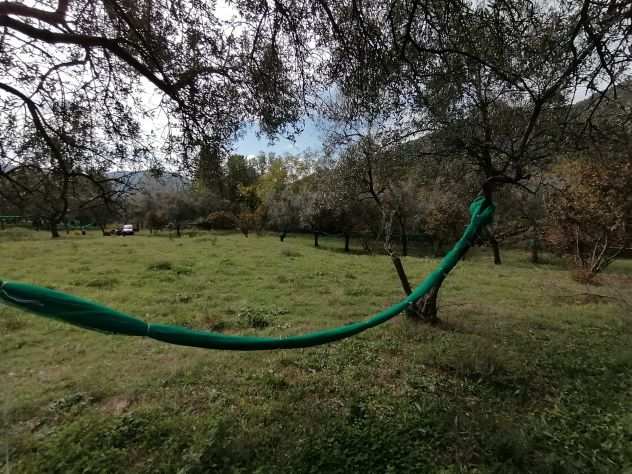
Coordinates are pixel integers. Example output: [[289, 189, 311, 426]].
[[546, 156, 632, 275]]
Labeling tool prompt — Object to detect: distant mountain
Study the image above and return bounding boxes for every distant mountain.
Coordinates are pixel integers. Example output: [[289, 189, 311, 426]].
[[572, 81, 632, 122], [107, 170, 190, 194]]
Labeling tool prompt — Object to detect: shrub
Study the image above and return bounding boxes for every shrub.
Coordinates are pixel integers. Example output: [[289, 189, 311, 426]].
[[205, 211, 238, 230], [545, 157, 632, 277], [174, 265, 193, 275], [147, 261, 173, 271], [238, 212, 258, 237], [48, 392, 93, 413], [237, 306, 288, 329], [571, 267, 602, 285]]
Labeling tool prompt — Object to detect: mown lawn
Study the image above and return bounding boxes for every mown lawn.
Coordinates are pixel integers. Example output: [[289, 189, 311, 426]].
[[1, 228, 631, 473]]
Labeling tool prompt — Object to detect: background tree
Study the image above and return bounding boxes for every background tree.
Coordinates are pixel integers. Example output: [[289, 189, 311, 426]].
[[267, 186, 302, 241], [298, 171, 339, 248], [162, 190, 199, 237], [225, 154, 258, 205], [0, 109, 126, 237], [545, 155, 632, 280]]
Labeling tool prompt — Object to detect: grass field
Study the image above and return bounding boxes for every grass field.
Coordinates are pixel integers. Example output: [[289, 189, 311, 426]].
[[1, 227, 632, 473]]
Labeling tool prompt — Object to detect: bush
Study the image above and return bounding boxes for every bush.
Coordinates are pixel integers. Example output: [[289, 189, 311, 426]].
[[237, 306, 288, 329], [571, 267, 602, 285], [545, 157, 632, 277], [204, 211, 238, 230], [238, 212, 258, 237], [147, 261, 173, 271]]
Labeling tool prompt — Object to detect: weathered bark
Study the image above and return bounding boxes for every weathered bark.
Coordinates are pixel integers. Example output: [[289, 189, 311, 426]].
[[390, 255, 440, 323], [313, 232, 319, 247], [416, 284, 440, 323], [344, 233, 350, 252], [406, 283, 442, 323]]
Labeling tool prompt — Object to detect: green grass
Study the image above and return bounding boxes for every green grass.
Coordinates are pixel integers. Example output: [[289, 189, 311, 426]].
[[1, 230, 632, 473]]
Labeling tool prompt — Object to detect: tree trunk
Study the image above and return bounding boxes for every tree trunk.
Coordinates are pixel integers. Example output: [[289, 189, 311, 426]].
[[390, 255, 416, 319], [50, 221, 60, 238], [391, 256, 412, 295], [176, 225, 181, 237], [314, 232, 319, 247], [529, 225, 540, 264], [390, 255, 440, 323], [361, 237, 372, 254], [488, 232, 502, 265], [280, 228, 287, 242], [400, 220, 408, 257], [344, 233, 350, 252], [416, 284, 440, 323], [530, 239, 540, 264]]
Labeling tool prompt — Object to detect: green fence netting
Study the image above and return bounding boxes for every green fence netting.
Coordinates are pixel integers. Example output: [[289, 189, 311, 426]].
[[0, 197, 495, 350]]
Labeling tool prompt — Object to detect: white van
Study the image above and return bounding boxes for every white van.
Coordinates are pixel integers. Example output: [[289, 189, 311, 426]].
[[121, 224, 134, 236]]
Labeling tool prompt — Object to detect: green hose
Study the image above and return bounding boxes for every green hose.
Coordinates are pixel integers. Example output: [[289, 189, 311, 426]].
[[0, 196, 494, 350]]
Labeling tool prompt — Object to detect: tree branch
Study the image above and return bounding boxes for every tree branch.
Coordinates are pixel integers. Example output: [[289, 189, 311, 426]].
[[0, 1, 67, 26], [0, 82, 64, 164], [0, 15, 177, 98]]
